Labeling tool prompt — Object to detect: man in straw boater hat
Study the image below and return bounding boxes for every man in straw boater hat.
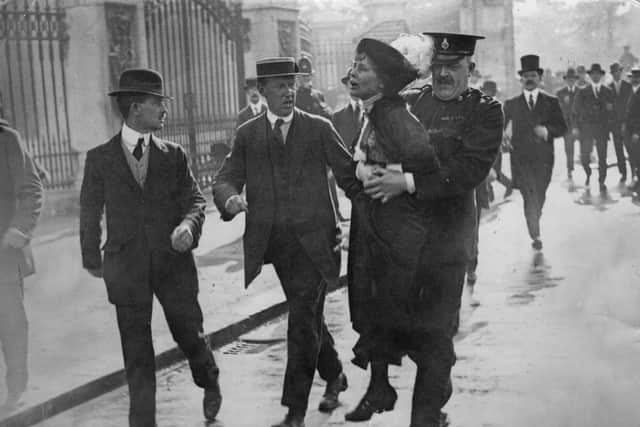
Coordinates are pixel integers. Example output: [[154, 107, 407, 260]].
[[80, 68, 222, 426], [556, 67, 580, 180], [609, 62, 634, 187], [572, 63, 615, 199], [359, 32, 503, 426], [212, 58, 361, 427], [504, 55, 566, 251]]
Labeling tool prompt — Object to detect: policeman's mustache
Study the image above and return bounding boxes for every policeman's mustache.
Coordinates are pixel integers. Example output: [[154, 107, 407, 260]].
[[436, 77, 454, 85]]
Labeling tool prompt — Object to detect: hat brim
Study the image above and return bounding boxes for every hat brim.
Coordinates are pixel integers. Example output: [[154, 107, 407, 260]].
[[108, 89, 173, 100], [563, 75, 578, 80], [587, 70, 605, 75], [518, 68, 544, 76], [257, 72, 305, 79]]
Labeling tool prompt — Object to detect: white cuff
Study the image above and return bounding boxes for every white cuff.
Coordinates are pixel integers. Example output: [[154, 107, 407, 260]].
[[404, 173, 416, 194]]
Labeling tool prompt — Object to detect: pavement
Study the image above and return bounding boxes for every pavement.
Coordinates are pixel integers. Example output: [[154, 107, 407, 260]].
[[30, 144, 640, 426]]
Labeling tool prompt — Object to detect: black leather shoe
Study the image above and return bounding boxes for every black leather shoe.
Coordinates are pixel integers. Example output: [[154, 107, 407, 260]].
[[203, 380, 222, 421], [318, 372, 348, 412], [271, 414, 305, 427], [345, 385, 397, 422]]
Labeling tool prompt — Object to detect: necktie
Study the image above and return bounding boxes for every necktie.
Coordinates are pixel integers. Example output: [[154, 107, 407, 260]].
[[528, 93, 535, 110], [133, 137, 144, 161], [354, 104, 363, 127], [273, 118, 285, 145], [594, 86, 599, 98]]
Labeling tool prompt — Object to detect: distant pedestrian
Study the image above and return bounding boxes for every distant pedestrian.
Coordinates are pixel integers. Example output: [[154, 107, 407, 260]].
[[619, 45, 639, 75], [236, 77, 267, 128], [481, 80, 513, 196], [0, 119, 43, 412], [609, 62, 633, 185], [295, 57, 332, 119], [625, 71, 640, 200], [212, 57, 360, 427], [331, 68, 363, 152], [576, 65, 590, 90], [80, 68, 221, 426], [556, 67, 580, 180], [504, 55, 566, 251]]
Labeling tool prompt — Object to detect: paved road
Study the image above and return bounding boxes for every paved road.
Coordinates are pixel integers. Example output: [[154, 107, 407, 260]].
[[36, 152, 640, 426]]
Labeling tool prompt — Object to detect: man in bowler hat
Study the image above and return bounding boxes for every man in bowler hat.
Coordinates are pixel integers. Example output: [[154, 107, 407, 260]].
[[0, 119, 42, 411], [572, 63, 615, 196], [609, 62, 634, 185], [556, 67, 580, 180], [212, 57, 361, 427], [504, 55, 566, 251], [80, 68, 221, 426], [361, 32, 503, 426]]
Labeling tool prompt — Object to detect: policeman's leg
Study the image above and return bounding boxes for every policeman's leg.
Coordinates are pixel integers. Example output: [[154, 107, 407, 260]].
[[0, 279, 28, 403], [115, 304, 157, 427]]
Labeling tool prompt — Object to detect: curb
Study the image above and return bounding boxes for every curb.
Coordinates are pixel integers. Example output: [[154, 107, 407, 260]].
[[0, 276, 347, 427]]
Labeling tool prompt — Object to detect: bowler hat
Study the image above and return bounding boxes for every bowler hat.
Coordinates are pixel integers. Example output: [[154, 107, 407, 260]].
[[256, 57, 302, 78], [108, 68, 172, 98], [628, 67, 640, 78], [610, 62, 623, 73], [298, 57, 313, 75], [356, 38, 418, 93], [563, 67, 578, 80], [423, 32, 485, 64], [587, 63, 605, 75], [518, 55, 543, 75]]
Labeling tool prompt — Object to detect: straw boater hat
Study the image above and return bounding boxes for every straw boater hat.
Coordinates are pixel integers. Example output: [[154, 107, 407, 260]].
[[108, 68, 172, 99], [256, 57, 303, 78]]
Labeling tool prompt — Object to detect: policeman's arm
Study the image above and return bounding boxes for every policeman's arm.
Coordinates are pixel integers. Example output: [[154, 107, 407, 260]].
[[411, 99, 504, 201], [321, 120, 362, 199], [211, 127, 248, 221], [79, 149, 105, 270], [6, 129, 43, 238]]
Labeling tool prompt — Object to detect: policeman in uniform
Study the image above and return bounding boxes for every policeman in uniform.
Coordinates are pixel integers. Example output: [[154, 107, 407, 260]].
[[295, 57, 332, 119], [363, 33, 503, 426]]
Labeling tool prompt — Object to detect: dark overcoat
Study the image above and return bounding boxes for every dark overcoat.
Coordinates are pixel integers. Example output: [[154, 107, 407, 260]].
[[236, 104, 267, 129], [609, 80, 633, 126], [211, 109, 360, 288], [572, 84, 614, 134], [331, 103, 361, 152], [556, 86, 578, 130], [80, 134, 206, 305]]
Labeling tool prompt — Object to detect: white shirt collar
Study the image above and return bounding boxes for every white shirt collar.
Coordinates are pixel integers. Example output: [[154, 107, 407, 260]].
[[121, 123, 151, 153], [523, 88, 540, 99], [592, 82, 602, 91], [350, 99, 361, 111], [266, 109, 294, 128], [249, 100, 264, 114], [633, 84, 640, 93]]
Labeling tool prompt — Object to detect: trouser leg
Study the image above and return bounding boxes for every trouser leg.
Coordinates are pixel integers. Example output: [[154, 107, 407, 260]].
[[580, 134, 595, 181], [115, 304, 156, 427], [564, 132, 576, 174], [0, 279, 28, 400], [612, 129, 627, 179], [596, 134, 609, 185], [522, 184, 541, 239]]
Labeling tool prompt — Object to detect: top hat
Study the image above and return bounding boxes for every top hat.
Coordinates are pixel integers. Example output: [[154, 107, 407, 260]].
[[423, 32, 484, 64], [356, 38, 418, 93], [610, 62, 623, 73], [341, 67, 352, 85], [628, 67, 640, 78], [563, 67, 578, 80], [108, 68, 172, 98], [481, 80, 497, 93], [518, 55, 543, 75], [256, 57, 302, 78], [298, 57, 313, 75], [587, 63, 605, 75]]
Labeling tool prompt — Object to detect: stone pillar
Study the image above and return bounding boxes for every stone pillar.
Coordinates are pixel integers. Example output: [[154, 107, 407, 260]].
[[61, 0, 147, 154]]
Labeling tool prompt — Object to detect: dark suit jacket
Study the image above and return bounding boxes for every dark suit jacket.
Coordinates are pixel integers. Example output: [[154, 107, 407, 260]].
[[331, 103, 361, 152], [556, 86, 578, 130], [504, 91, 567, 158], [626, 91, 640, 137], [80, 133, 206, 305], [572, 84, 614, 131], [236, 103, 267, 129], [609, 79, 633, 125], [0, 122, 43, 282], [212, 109, 360, 288]]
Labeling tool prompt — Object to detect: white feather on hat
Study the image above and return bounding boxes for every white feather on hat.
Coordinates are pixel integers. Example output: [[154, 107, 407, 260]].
[[391, 33, 434, 78]]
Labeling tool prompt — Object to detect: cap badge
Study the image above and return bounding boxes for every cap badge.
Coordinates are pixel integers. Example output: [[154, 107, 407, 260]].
[[441, 38, 450, 50]]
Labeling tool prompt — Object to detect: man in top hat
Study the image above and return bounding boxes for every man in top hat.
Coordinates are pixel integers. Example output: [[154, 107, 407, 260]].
[[609, 62, 634, 185], [361, 32, 503, 426], [331, 68, 363, 152], [556, 67, 580, 179], [504, 55, 566, 251], [572, 63, 615, 195], [80, 68, 221, 426], [295, 56, 333, 119], [212, 57, 361, 427], [236, 77, 267, 129], [0, 119, 42, 412]]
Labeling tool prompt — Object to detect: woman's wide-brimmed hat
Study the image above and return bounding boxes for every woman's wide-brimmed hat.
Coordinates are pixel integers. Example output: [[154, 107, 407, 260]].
[[256, 57, 303, 78], [356, 38, 418, 93], [108, 68, 172, 99]]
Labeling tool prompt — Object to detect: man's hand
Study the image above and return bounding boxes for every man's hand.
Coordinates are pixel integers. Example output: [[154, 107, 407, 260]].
[[171, 223, 193, 253], [1, 228, 29, 249], [225, 195, 249, 215], [533, 125, 548, 140], [572, 128, 580, 138], [86, 267, 103, 278], [364, 168, 408, 203]]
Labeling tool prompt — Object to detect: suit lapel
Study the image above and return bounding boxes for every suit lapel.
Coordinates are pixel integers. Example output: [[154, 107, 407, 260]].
[[109, 133, 141, 194], [144, 136, 170, 194], [288, 110, 312, 182]]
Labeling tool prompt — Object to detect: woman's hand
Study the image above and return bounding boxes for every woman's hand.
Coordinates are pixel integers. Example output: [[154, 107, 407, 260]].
[[364, 168, 408, 203]]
